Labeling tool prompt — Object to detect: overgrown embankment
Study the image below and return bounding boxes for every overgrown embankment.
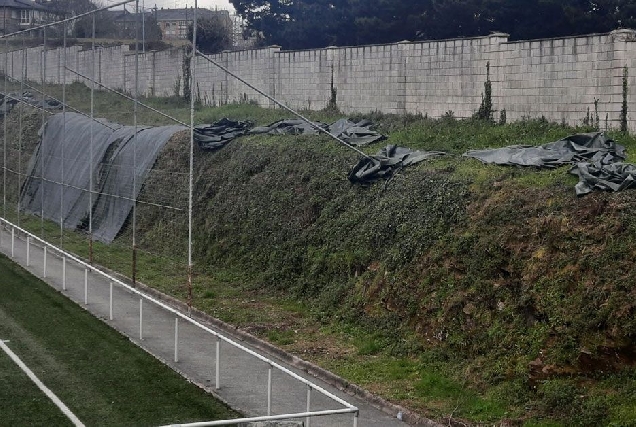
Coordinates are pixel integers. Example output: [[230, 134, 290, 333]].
[[185, 117, 636, 426], [4, 88, 636, 425]]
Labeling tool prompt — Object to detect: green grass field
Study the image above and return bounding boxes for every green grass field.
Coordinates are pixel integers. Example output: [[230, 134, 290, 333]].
[[0, 254, 238, 427]]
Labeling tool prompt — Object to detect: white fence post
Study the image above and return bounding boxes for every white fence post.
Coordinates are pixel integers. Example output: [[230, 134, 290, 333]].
[[109, 282, 113, 320], [306, 385, 312, 427], [174, 317, 179, 363], [43, 246, 47, 277], [26, 237, 30, 266], [139, 299, 143, 340], [10, 226, 14, 258], [84, 269, 88, 305], [62, 256, 66, 290], [267, 364, 272, 416], [353, 411, 359, 427], [215, 337, 220, 390]]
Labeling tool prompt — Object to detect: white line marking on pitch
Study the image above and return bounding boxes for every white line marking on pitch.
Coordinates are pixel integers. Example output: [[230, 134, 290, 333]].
[[0, 339, 85, 427]]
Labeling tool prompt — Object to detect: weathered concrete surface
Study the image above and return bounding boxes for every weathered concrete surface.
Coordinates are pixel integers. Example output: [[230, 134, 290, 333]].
[[3, 29, 636, 130]]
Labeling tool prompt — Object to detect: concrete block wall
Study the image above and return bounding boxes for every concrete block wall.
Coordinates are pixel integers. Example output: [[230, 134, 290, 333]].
[[196, 47, 278, 107], [491, 31, 632, 129], [276, 47, 334, 111], [0, 30, 636, 131]]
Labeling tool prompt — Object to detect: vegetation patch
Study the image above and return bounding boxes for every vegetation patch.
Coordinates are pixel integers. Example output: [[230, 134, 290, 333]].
[[5, 85, 636, 425]]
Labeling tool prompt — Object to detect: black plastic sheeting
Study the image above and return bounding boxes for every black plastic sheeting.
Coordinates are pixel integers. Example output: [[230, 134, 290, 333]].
[[194, 118, 252, 150], [461, 132, 636, 195], [250, 118, 386, 146], [250, 119, 321, 135], [0, 92, 61, 116], [349, 145, 446, 184], [570, 162, 636, 196], [463, 133, 625, 168], [21, 112, 186, 243]]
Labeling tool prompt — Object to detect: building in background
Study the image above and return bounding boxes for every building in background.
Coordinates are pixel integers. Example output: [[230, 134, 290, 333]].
[[114, 7, 231, 41], [231, 14, 258, 50], [0, 0, 65, 35]]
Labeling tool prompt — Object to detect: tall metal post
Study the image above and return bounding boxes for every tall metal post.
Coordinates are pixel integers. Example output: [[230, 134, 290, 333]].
[[3, 34, 8, 221], [88, 14, 95, 264], [142, 0, 145, 54], [40, 27, 46, 238], [187, 0, 198, 311], [60, 23, 66, 248], [17, 36, 25, 227], [132, 0, 139, 285]]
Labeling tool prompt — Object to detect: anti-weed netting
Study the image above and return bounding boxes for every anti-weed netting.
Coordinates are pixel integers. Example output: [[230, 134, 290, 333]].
[[20, 112, 186, 243]]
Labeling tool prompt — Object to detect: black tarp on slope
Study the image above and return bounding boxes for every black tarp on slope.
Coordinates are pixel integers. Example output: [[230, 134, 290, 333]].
[[250, 118, 386, 146], [570, 162, 636, 196], [349, 145, 446, 183], [462, 132, 636, 195], [463, 132, 625, 168], [21, 113, 186, 243], [194, 118, 252, 150]]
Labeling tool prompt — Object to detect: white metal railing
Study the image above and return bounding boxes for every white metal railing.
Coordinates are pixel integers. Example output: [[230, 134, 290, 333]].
[[0, 217, 359, 427]]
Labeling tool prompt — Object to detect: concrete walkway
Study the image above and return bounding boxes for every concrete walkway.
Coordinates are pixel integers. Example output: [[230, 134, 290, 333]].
[[0, 225, 426, 427]]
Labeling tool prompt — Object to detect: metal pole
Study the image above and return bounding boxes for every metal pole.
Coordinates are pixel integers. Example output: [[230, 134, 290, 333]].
[[215, 337, 220, 390], [187, 0, 198, 310], [174, 317, 179, 363], [40, 26, 46, 239], [142, 0, 145, 54], [62, 256, 66, 290], [3, 35, 7, 221], [139, 298, 143, 340], [306, 386, 312, 427], [17, 37, 25, 228], [43, 246, 47, 277], [88, 14, 95, 264], [60, 23, 66, 249], [26, 237, 30, 266], [353, 411, 358, 427], [132, 0, 139, 285], [267, 364, 272, 416], [84, 269, 88, 305], [10, 225, 13, 257], [109, 282, 113, 320]]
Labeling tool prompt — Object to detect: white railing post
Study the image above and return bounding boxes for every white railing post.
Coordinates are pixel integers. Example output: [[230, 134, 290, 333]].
[[267, 364, 272, 416], [109, 282, 113, 320], [84, 269, 88, 305], [10, 226, 14, 258], [139, 299, 143, 340], [62, 256, 66, 290], [26, 236, 30, 266], [306, 385, 312, 427], [353, 411, 359, 427], [174, 317, 179, 363], [43, 246, 47, 277], [215, 337, 220, 390]]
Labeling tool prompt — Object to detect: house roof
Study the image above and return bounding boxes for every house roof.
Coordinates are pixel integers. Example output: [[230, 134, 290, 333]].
[[0, 0, 50, 11]]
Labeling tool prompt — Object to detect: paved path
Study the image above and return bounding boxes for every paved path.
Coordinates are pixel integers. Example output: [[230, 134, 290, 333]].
[[0, 226, 415, 427]]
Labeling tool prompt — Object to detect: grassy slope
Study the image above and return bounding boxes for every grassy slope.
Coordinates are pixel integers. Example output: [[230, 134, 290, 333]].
[[0, 254, 238, 426], [4, 82, 636, 425]]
